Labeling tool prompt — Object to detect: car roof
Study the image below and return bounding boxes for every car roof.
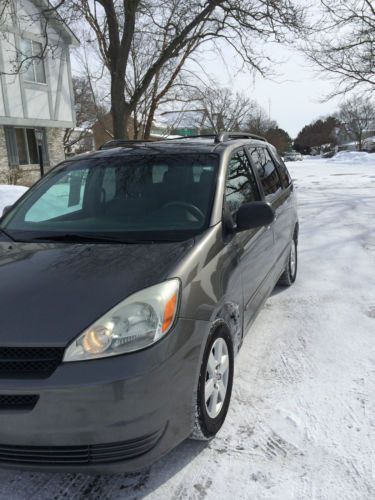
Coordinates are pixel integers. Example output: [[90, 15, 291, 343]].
[[72, 133, 273, 161]]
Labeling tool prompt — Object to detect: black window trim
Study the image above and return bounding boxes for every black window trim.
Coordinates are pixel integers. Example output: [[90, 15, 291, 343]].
[[243, 147, 263, 200], [267, 146, 292, 189], [246, 145, 284, 203], [223, 147, 262, 215]]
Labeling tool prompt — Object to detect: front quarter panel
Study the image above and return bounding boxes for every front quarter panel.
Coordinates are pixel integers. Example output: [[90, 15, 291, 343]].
[[171, 224, 244, 354]]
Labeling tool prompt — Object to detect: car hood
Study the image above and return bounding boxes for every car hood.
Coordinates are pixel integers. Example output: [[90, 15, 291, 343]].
[[0, 240, 193, 346]]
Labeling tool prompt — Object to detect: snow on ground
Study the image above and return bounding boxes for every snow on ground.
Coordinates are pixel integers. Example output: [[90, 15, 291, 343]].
[[0, 155, 375, 499], [0, 185, 28, 214]]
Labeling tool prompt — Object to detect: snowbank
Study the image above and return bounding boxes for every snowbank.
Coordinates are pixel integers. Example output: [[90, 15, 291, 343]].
[[301, 151, 375, 166], [329, 151, 375, 165], [0, 185, 28, 214]]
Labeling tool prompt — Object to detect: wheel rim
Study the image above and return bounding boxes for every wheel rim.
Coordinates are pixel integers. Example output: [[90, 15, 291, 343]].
[[204, 338, 230, 419], [290, 241, 297, 277]]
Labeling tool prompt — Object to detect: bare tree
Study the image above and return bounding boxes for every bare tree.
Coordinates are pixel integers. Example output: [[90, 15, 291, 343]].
[[56, 0, 305, 139], [125, 29, 202, 139], [185, 87, 258, 134], [63, 75, 108, 152], [245, 105, 277, 136], [338, 96, 375, 150], [304, 0, 375, 98], [72, 76, 107, 127]]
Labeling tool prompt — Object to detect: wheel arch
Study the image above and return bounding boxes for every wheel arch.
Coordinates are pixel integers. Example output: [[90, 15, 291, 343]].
[[213, 301, 242, 354]]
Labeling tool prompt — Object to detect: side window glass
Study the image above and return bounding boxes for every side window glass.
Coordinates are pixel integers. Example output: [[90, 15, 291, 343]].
[[249, 147, 282, 198], [225, 149, 260, 214], [272, 151, 292, 188]]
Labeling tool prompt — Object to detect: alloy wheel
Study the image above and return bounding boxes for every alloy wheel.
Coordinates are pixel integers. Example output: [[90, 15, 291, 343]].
[[204, 338, 230, 419]]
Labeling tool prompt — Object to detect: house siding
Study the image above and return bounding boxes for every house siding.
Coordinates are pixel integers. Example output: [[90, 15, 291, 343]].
[[0, 0, 77, 185]]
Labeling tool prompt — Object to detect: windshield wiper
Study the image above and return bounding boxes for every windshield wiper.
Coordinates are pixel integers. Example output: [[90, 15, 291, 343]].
[[0, 228, 15, 241], [32, 233, 126, 244], [30, 234, 173, 244], [23, 232, 184, 244]]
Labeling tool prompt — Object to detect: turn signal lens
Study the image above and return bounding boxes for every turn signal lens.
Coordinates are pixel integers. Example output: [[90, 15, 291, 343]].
[[162, 293, 177, 333]]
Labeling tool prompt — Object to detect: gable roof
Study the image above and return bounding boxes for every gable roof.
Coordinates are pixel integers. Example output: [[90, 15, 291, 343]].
[[31, 0, 80, 46]]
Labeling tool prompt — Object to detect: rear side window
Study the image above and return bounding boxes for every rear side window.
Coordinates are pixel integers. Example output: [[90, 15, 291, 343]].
[[225, 149, 260, 213], [271, 150, 292, 188], [248, 147, 282, 198]]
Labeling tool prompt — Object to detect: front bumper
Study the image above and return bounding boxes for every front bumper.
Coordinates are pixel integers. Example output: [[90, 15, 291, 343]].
[[0, 318, 209, 473]]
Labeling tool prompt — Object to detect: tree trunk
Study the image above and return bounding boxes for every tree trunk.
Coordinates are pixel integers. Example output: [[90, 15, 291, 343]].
[[143, 100, 158, 140], [358, 132, 363, 151], [111, 75, 129, 139]]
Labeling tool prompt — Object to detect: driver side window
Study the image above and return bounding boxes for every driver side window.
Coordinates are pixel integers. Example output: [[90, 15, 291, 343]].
[[225, 149, 260, 214]]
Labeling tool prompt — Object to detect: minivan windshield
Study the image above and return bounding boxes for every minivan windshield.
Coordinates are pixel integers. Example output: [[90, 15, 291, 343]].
[[1, 153, 219, 243]]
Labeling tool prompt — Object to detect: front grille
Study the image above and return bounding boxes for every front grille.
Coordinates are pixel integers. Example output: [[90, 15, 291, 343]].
[[0, 347, 64, 378], [0, 395, 39, 410], [0, 428, 164, 466]]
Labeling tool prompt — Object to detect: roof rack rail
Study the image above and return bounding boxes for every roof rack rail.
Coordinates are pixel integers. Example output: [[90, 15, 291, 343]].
[[165, 132, 266, 144], [98, 139, 152, 150], [215, 132, 267, 143], [165, 134, 217, 141], [99, 132, 267, 150]]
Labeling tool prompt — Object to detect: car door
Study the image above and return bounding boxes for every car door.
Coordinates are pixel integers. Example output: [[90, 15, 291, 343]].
[[269, 147, 296, 259], [247, 145, 291, 278], [224, 148, 274, 331]]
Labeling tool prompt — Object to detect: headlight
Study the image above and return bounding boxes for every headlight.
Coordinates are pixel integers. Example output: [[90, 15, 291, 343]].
[[63, 279, 180, 362]]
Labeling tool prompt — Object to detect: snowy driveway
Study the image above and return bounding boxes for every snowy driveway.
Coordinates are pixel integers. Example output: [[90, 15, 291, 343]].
[[0, 155, 375, 499]]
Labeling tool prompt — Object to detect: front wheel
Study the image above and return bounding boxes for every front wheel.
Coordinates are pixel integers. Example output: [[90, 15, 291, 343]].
[[278, 238, 298, 286], [190, 328, 234, 441]]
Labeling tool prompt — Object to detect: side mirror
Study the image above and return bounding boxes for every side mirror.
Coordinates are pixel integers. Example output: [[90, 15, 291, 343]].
[[1, 205, 12, 217], [236, 202, 275, 232]]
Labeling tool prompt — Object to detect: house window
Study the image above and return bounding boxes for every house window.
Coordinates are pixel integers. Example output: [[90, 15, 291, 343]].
[[15, 129, 39, 165], [4, 127, 48, 166], [20, 39, 46, 84]]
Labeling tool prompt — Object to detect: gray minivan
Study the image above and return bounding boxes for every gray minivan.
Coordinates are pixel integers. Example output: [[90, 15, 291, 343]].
[[0, 132, 298, 473]]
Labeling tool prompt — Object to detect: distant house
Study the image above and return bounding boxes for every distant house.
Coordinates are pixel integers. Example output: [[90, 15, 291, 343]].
[[92, 113, 139, 148], [65, 127, 95, 157], [92, 114, 181, 148], [0, 0, 79, 184], [336, 120, 375, 151]]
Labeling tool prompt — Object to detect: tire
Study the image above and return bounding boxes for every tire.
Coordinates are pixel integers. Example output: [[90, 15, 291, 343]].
[[278, 238, 298, 286], [190, 327, 234, 441]]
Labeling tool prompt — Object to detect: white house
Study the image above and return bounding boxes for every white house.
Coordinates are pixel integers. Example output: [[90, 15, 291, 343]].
[[0, 0, 79, 184]]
